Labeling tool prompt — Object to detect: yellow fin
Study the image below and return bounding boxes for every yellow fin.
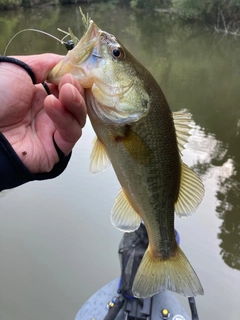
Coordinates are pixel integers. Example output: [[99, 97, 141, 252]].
[[89, 136, 111, 174], [111, 188, 141, 232], [172, 109, 192, 155], [175, 161, 204, 217], [132, 246, 204, 298], [122, 129, 151, 165]]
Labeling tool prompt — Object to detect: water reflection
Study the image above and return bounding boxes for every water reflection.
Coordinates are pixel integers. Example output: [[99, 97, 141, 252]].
[[190, 126, 240, 270], [217, 176, 240, 269], [0, 4, 240, 319]]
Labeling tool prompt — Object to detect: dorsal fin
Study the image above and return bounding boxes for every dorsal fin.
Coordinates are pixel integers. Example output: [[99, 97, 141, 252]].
[[172, 109, 192, 155], [89, 136, 111, 174], [175, 161, 204, 217], [111, 188, 141, 232]]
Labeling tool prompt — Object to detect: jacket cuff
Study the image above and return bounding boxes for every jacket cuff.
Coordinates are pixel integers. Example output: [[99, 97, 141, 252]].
[[0, 133, 71, 191]]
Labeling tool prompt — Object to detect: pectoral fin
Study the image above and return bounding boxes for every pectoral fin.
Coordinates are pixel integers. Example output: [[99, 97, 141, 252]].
[[175, 161, 204, 217], [111, 188, 141, 232], [89, 136, 111, 174], [121, 128, 152, 165]]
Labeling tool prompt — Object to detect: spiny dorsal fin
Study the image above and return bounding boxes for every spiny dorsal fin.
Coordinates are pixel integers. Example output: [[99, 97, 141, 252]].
[[111, 188, 141, 232], [175, 161, 204, 217], [172, 109, 192, 155], [89, 136, 111, 174]]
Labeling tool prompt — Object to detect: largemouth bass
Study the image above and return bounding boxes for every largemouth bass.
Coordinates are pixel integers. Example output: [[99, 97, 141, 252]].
[[48, 14, 204, 298]]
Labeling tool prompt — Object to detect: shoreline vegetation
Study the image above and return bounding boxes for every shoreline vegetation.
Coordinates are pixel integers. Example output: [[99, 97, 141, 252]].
[[1, 0, 240, 32]]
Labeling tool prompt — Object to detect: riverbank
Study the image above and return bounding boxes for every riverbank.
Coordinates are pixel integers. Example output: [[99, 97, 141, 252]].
[[1, 0, 240, 32]]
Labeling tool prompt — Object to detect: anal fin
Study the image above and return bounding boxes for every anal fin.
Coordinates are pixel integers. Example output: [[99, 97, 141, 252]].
[[111, 188, 141, 232]]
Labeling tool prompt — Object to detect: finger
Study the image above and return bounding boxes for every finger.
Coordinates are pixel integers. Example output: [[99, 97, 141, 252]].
[[59, 75, 87, 128], [59, 73, 85, 97], [12, 54, 64, 84], [44, 92, 85, 155]]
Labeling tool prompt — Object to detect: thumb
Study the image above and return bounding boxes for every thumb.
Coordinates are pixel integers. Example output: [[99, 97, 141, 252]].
[[12, 54, 64, 84]]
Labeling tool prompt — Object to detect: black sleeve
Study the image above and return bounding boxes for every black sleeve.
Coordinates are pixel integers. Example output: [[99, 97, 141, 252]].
[[0, 133, 71, 192]]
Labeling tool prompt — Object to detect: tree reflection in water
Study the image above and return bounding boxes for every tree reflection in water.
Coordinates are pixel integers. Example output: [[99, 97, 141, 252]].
[[217, 175, 240, 269], [191, 128, 240, 271]]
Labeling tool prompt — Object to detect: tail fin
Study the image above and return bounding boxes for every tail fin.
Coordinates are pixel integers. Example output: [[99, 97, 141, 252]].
[[132, 246, 203, 298]]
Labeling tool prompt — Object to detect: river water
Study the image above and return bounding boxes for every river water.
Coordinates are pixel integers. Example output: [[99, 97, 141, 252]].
[[0, 3, 240, 320]]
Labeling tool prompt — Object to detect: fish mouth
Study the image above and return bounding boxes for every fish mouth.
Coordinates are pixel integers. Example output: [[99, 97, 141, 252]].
[[47, 20, 101, 85]]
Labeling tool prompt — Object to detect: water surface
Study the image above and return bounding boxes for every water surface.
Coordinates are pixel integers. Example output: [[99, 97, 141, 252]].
[[0, 4, 240, 320]]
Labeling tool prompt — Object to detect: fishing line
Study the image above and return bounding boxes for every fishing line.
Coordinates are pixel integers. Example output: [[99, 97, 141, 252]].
[[0, 56, 36, 84], [3, 28, 76, 95], [3, 28, 68, 56], [0, 55, 51, 95]]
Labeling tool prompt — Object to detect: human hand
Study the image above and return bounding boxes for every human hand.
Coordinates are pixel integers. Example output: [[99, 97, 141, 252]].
[[0, 53, 86, 173]]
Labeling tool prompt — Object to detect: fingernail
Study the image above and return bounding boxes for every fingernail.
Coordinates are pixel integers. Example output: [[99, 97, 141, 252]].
[[50, 94, 55, 107]]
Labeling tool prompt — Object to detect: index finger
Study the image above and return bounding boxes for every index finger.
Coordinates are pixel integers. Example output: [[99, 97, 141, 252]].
[[12, 53, 64, 84]]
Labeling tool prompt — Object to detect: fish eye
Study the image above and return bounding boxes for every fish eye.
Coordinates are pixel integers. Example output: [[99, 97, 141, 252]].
[[112, 47, 124, 60]]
